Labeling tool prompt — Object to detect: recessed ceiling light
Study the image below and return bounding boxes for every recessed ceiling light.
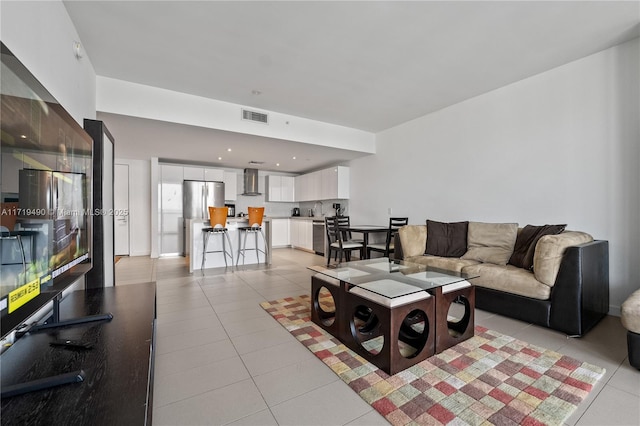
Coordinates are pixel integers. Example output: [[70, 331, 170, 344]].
[[251, 90, 262, 96], [276, 163, 280, 167], [20, 135, 27, 139], [292, 156, 296, 160], [218, 157, 222, 160], [227, 148, 232, 152]]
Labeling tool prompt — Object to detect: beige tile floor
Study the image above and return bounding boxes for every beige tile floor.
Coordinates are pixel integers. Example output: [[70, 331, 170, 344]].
[[115, 249, 640, 426]]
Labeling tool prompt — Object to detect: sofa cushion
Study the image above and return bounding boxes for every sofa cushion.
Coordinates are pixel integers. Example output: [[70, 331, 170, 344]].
[[622, 289, 640, 334], [509, 224, 567, 270], [461, 222, 518, 265], [533, 231, 593, 286], [463, 263, 552, 300], [398, 225, 427, 258], [405, 255, 481, 273], [424, 220, 468, 258]]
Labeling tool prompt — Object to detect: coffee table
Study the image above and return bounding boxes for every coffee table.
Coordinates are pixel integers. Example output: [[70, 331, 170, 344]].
[[309, 258, 478, 374]]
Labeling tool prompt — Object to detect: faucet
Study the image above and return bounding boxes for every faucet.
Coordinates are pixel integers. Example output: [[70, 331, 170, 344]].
[[313, 201, 323, 217]]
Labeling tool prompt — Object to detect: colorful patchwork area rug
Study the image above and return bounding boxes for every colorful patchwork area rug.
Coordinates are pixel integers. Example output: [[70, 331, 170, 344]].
[[260, 294, 605, 426]]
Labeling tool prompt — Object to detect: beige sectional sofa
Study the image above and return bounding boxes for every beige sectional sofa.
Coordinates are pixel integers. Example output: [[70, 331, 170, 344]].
[[394, 222, 609, 336]]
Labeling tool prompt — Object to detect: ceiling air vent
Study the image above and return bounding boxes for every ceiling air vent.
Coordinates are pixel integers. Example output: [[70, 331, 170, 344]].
[[242, 109, 268, 124]]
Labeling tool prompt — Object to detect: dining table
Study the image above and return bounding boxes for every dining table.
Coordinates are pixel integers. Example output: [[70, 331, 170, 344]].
[[338, 224, 389, 259]]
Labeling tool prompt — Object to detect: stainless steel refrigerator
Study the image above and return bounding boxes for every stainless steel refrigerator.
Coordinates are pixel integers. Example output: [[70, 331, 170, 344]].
[[182, 180, 225, 255], [17, 168, 88, 270]]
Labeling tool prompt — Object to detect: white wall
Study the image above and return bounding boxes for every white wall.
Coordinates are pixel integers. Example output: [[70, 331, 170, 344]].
[[115, 158, 151, 256], [349, 38, 640, 315], [0, 1, 96, 123]]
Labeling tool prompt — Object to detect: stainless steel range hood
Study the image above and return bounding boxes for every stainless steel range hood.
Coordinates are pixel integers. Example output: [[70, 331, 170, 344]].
[[242, 168, 262, 196]]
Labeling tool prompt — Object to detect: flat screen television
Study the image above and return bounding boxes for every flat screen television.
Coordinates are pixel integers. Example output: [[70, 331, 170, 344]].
[[0, 42, 93, 339]]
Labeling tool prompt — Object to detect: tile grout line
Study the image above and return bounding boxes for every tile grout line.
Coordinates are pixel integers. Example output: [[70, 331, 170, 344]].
[[201, 272, 281, 425]]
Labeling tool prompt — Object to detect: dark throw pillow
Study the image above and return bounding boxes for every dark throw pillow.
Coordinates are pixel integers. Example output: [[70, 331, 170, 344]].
[[424, 220, 469, 258], [509, 224, 567, 270]]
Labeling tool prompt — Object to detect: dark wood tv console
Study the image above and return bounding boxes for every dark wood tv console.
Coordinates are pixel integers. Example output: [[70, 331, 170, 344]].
[[0, 282, 156, 425]]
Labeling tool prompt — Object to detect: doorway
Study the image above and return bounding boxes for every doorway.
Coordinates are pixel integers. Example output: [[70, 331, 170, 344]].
[[114, 164, 130, 256]]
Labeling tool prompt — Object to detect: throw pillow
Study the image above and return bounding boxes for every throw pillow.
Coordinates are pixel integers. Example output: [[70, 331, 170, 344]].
[[509, 224, 567, 270], [424, 220, 468, 258], [461, 222, 518, 265]]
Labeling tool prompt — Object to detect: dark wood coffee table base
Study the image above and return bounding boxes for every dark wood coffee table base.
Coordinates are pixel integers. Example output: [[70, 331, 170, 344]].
[[344, 287, 435, 375], [434, 283, 475, 354], [309, 262, 476, 375]]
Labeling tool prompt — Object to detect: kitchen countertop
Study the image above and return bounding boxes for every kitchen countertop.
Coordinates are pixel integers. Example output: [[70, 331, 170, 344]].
[[193, 216, 327, 223], [272, 216, 326, 221], [201, 216, 324, 221], [194, 217, 273, 224], [226, 217, 271, 222]]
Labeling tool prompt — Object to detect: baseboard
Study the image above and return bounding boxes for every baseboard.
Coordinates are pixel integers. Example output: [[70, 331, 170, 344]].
[[609, 305, 621, 317]]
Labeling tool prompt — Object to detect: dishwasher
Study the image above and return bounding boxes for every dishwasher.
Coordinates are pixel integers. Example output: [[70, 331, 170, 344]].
[[312, 220, 325, 256]]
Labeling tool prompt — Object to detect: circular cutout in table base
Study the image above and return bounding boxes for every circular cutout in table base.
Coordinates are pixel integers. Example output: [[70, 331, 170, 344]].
[[446, 296, 471, 338], [313, 286, 336, 326], [397, 309, 430, 359]]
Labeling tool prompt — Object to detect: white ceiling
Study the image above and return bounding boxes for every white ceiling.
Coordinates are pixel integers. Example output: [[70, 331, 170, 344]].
[[64, 1, 639, 172]]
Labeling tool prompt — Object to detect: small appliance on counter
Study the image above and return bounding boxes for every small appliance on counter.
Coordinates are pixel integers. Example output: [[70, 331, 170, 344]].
[[225, 204, 235, 217], [292, 207, 300, 217]]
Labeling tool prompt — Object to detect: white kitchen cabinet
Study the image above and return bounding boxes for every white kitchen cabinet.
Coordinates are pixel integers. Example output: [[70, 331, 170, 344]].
[[295, 166, 349, 202], [266, 175, 282, 202], [223, 171, 237, 201], [160, 164, 184, 183], [291, 220, 300, 247], [281, 176, 295, 201], [321, 167, 337, 200], [271, 218, 290, 247], [27, 152, 57, 171], [1, 151, 22, 193], [290, 220, 313, 251], [302, 221, 313, 250], [182, 166, 224, 182], [204, 168, 224, 182], [294, 174, 307, 202], [266, 175, 295, 202], [183, 166, 204, 180], [308, 171, 322, 201], [296, 171, 319, 202], [321, 166, 349, 199], [290, 220, 298, 247]]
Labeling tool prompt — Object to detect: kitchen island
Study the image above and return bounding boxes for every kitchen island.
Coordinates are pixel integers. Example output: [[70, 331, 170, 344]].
[[187, 217, 272, 272]]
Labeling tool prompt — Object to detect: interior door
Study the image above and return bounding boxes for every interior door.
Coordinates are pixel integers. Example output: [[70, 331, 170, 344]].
[[114, 164, 130, 256]]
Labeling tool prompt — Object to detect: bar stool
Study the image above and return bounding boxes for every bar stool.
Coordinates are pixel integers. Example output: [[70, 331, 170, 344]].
[[202, 206, 234, 270], [236, 207, 268, 265]]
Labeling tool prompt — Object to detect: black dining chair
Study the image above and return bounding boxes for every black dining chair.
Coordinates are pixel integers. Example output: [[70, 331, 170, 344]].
[[335, 215, 363, 244], [325, 216, 364, 266], [366, 217, 409, 258]]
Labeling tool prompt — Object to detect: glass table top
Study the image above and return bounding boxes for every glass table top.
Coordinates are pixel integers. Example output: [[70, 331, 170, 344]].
[[354, 279, 425, 299], [308, 257, 478, 299]]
